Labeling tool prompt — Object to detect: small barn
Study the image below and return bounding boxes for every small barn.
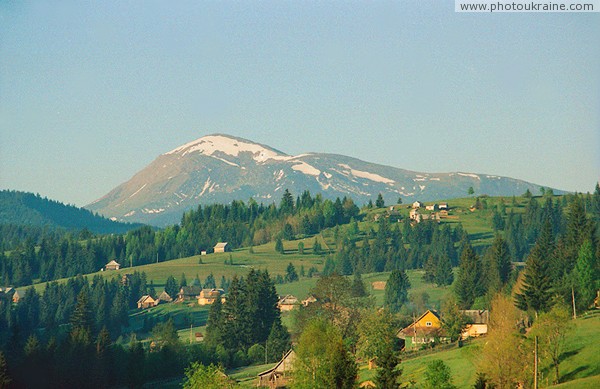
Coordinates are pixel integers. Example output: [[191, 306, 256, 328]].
[[461, 309, 490, 339], [257, 349, 295, 388], [277, 295, 299, 311], [301, 295, 317, 307], [12, 290, 23, 304], [412, 201, 424, 209], [197, 288, 225, 305], [213, 242, 230, 253], [177, 286, 202, 301], [156, 290, 173, 304], [137, 295, 157, 309], [105, 260, 121, 271]]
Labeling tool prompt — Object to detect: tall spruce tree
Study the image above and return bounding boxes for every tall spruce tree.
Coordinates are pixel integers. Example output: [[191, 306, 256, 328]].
[[384, 270, 411, 313], [516, 220, 554, 315], [454, 240, 484, 309], [435, 254, 454, 287], [574, 239, 598, 311]]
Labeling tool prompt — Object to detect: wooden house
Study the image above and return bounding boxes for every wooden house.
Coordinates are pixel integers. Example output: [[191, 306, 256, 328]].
[[409, 208, 421, 222], [156, 290, 173, 304], [257, 349, 295, 388], [137, 295, 157, 309], [412, 201, 424, 209], [301, 295, 317, 307], [213, 242, 230, 253], [197, 288, 225, 305], [177, 286, 202, 301], [277, 295, 299, 311], [460, 309, 490, 339], [105, 260, 121, 271], [397, 310, 445, 346], [425, 204, 439, 211], [11, 289, 23, 304], [439, 202, 449, 210]]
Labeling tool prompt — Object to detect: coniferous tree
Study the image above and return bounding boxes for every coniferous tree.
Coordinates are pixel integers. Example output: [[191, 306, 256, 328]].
[[179, 273, 187, 289], [285, 263, 299, 282], [376, 193, 385, 208], [266, 320, 291, 362], [0, 351, 10, 389], [574, 239, 598, 311], [205, 296, 223, 348], [435, 254, 454, 287], [384, 270, 411, 313], [164, 275, 178, 300], [351, 272, 367, 297], [516, 222, 554, 316], [454, 240, 484, 309], [275, 237, 284, 254]]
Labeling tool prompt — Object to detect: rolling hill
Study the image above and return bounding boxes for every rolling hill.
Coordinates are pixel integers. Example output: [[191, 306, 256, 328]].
[[86, 134, 560, 226], [0, 189, 142, 234]]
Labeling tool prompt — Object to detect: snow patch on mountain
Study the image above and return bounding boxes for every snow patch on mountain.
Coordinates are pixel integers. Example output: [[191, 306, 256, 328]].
[[291, 162, 321, 176], [458, 172, 480, 180], [338, 164, 395, 184]]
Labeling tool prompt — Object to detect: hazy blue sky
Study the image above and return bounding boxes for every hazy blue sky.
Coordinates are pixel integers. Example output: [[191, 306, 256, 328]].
[[1, 1, 598, 206]]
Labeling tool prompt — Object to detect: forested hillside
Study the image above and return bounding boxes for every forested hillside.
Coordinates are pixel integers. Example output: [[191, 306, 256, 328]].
[[0, 190, 140, 234]]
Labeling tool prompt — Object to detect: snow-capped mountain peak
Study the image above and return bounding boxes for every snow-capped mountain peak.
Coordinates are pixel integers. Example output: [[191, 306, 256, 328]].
[[88, 134, 557, 226], [165, 134, 290, 163]]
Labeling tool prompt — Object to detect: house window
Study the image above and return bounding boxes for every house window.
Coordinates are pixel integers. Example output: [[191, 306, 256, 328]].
[[426, 321, 432, 327]]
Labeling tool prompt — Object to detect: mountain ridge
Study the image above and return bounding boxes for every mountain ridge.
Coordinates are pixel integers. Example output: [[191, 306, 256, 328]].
[[86, 134, 562, 226]]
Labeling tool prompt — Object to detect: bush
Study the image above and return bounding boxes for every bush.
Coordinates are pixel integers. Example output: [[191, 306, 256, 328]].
[[248, 344, 266, 364]]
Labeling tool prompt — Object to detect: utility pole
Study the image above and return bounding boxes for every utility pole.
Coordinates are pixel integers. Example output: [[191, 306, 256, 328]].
[[534, 335, 538, 389]]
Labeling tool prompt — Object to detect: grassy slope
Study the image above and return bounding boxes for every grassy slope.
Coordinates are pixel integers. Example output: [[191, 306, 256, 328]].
[[356, 310, 600, 389], [31, 194, 538, 293]]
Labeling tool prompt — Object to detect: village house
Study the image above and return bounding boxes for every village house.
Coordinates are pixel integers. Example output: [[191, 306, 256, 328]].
[[397, 310, 446, 347], [120, 274, 133, 286], [12, 290, 24, 304], [257, 349, 295, 388], [460, 309, 490, 339], [197, 288, 225, 305], [137, 295, 157, 309], [301, 295, 317, 307], [213, 242, 231, 253], [177, 286, 202, 301], [425, 204, 439, 211], [105, 260, 121, 271], [277, 295, 299, 311], [412, 201, 424, 209], [156, 290, 173, 304], [439, 202, 449, 210], [409, 208, 421, 222]]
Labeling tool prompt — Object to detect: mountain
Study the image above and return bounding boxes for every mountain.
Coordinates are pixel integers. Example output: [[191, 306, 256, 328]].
[[86, 134, 560, 226], [0, 190, 142, 234]]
